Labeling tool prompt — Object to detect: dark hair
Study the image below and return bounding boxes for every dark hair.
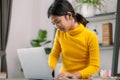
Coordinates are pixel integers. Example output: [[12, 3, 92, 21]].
[[47, 0, 89, 26]]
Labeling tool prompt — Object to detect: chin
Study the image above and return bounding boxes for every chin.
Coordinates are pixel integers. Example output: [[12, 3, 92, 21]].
[[62, 30, 67, 32], [59, 29, 67, 32], [61, 30, 66, 32]]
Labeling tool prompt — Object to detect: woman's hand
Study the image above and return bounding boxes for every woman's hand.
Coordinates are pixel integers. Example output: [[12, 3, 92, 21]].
[[56, 72, 73, 79], [72, 72, 82, 79], [56, 72, 82, 79]]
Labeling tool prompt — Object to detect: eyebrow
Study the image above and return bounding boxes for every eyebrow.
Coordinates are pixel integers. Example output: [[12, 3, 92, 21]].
[[51, 19, 58, 24]]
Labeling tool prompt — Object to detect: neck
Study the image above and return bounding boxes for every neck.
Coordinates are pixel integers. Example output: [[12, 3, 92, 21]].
[[70, 21, 79, 30]]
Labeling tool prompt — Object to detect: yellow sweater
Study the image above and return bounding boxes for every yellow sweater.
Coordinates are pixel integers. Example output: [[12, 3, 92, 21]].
[[48, 23, 100, 79]]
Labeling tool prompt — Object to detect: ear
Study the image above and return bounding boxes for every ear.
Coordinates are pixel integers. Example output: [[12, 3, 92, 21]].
[[67, 12, 72, 19]]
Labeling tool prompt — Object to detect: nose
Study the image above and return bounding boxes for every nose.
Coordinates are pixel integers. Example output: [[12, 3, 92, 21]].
[[55, 24, 60, 29]]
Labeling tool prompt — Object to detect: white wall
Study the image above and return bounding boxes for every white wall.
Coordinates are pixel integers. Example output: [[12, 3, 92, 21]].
[[5, 0, 58, 77], [5, 0, 118, 78], [31, 0, 54, 41], [6, 0, 33, 78], [6, 0, 55, 78], [101, 0, 117, 13]]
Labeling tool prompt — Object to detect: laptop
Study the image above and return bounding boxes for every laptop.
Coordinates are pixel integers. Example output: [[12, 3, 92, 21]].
[[17, 47, 53, 80]]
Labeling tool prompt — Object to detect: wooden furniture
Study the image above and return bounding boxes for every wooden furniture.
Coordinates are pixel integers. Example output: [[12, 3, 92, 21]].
[[102, 23, 113, 46]]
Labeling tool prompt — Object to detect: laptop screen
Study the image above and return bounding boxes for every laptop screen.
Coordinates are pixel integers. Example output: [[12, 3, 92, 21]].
[[17, 47, 53, 79]]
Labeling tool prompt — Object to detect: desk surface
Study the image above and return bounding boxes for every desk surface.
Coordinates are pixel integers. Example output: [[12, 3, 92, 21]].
[[0, 79, 25, 80], [3, 77, 120, 80], [4, 79, 88, 80], [4, 79, 85, 80]]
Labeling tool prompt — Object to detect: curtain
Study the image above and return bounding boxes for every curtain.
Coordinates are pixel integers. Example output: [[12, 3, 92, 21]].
[[0, 0, 12, 77]]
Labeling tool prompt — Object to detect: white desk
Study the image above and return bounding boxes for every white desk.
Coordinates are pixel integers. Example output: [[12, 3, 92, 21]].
[[5, 79, 83, 80], [5, 79, 80, 80], [6, 79, 79, 80], [5, 79, 25, 80]]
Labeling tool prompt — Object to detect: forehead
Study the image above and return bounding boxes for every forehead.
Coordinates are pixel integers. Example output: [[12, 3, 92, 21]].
[[51, 15, 64, 21]]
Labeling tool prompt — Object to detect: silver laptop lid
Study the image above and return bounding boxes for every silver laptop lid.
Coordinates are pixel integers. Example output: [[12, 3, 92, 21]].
[[17, 47, 53, 79]]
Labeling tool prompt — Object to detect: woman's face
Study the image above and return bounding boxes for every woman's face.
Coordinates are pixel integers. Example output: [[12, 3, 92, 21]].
[[50, 14, 75, 32]]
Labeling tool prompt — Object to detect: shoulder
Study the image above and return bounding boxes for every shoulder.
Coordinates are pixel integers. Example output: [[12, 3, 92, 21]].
[[55, 29, 64, 38], [84, 27, 98, 40], [56, 29, 61, 35]]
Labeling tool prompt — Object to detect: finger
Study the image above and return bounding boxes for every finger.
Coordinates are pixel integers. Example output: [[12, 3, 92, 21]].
[[62, 76, 68, 79], [56, 73, 65, 79], [57, 73, 65, 77], [59, 73, 71, 79], [72, 75, 78, 79]]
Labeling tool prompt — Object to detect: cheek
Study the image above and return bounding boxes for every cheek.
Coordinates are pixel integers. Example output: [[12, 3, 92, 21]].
[[64, 21, 71, 29], [61, 21, 69, 27]]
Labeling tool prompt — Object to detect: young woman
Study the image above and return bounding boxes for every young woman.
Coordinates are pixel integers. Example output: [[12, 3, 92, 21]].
[[47, 0, 100, 79]]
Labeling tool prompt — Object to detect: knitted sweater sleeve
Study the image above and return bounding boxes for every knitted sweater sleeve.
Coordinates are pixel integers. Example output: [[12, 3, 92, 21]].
[[79, 33, 100, 79], [48, 30, 61, 69]]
